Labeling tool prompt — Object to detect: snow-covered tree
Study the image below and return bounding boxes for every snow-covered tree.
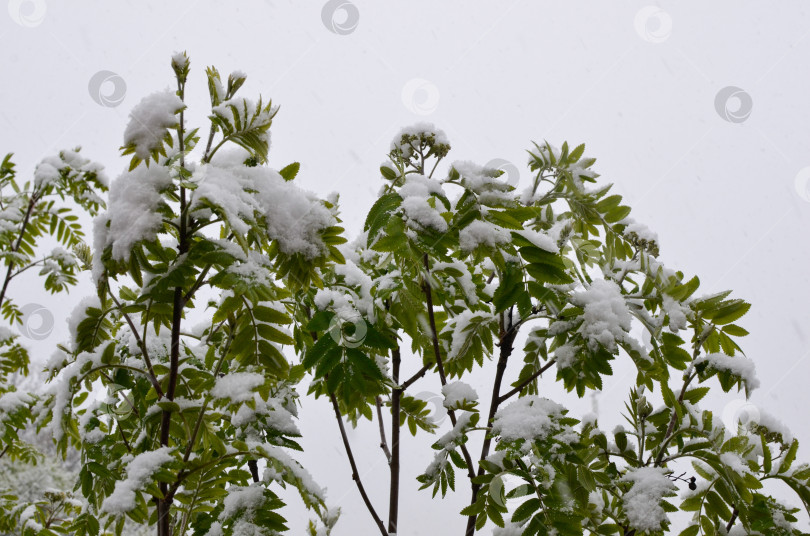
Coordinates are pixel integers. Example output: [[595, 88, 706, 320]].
[[37, 54, 343, 536], [0, 146, 108, 534], [303, 124, 810, 536]]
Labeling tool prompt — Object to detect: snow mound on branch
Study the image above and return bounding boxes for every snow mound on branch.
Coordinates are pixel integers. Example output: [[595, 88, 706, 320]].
[[0, 390, 33, 414], [442, 381, 478, 409], [694, 353, 759, 392], [221, 485, 265, 520], [93, 164, 172, 270], [34, 148, 109, 188], [752, 409, 793, 444], [67, 295, 101, 343], [123, 89, 185, 159], [124, 89, 185, 160], [211, 372, 265, 403], [102, 447, 174, 514], [620, 466, 675, 532], [492, 396, 567, 444], [390, 123, 450, 158], [516, 228, 558, 253], [459, 220, 510, 251], [400, 197, 447, 232], [570, 279, 647, 359], [191, 152, 336, 259]]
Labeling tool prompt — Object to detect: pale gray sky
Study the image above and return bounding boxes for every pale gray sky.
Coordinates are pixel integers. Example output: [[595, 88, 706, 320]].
[[2, 1, 809, 534]]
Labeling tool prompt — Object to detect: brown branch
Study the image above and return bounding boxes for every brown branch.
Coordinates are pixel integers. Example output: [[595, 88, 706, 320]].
[[375, 396, 392, 464], [329, 392, 388, 536], [421, 254, 476, 479], [0, 194, 38, 309], [654, 324, 715, 467], [465, 326, 518, 536], [388, 346, 401, 534], [726, 507, 738, 532], [497, 359, 556, 404], [159, 77, 188, 536], [400, 362, 431, 391], [108, 292, 163, 398]]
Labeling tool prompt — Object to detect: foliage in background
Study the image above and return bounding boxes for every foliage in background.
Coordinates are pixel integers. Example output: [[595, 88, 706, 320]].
[[0, 146, 108, 533]]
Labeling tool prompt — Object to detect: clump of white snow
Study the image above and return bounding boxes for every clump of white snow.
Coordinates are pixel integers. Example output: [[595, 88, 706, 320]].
[[123, 89, 185, 160], [34, 148, 109, 189], [661, 295, 689, 332], [94, 164, 173, 269], [0, 390, 34, 415], [191, 152, 336, 259], [517, 228, 559, 253], [492, 396, 567, 444], [390, 123, 450, 159], [459, 220, 510, 251], [211, 372, 265, 403], [102, 447, 175, 514], [221, 485, 265, 520], [694, 353, 759, 392], [442, 381, 478, 409], [569, 279, 648, 360], [441, 310, 496, 361], [67, 295, 102, 344], [622, 219, 658, 244], [400, 196, 447, 233], [751, 409, 793, 444], [620, 466, 675, 533]]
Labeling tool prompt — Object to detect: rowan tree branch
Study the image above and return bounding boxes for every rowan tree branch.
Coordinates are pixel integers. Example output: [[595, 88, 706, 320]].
[[329, 392, 388, 536]]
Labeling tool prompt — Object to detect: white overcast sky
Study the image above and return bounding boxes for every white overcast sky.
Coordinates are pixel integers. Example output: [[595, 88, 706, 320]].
[[2, 1, 810, 535]]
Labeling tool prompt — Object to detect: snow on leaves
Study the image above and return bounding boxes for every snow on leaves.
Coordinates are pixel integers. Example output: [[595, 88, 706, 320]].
[[191, 152, 338, 259], [94, 163, 173, 266], [101, 447, 175, 515], [619, 466, 676, 533], [122, 89, 185, 162]]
